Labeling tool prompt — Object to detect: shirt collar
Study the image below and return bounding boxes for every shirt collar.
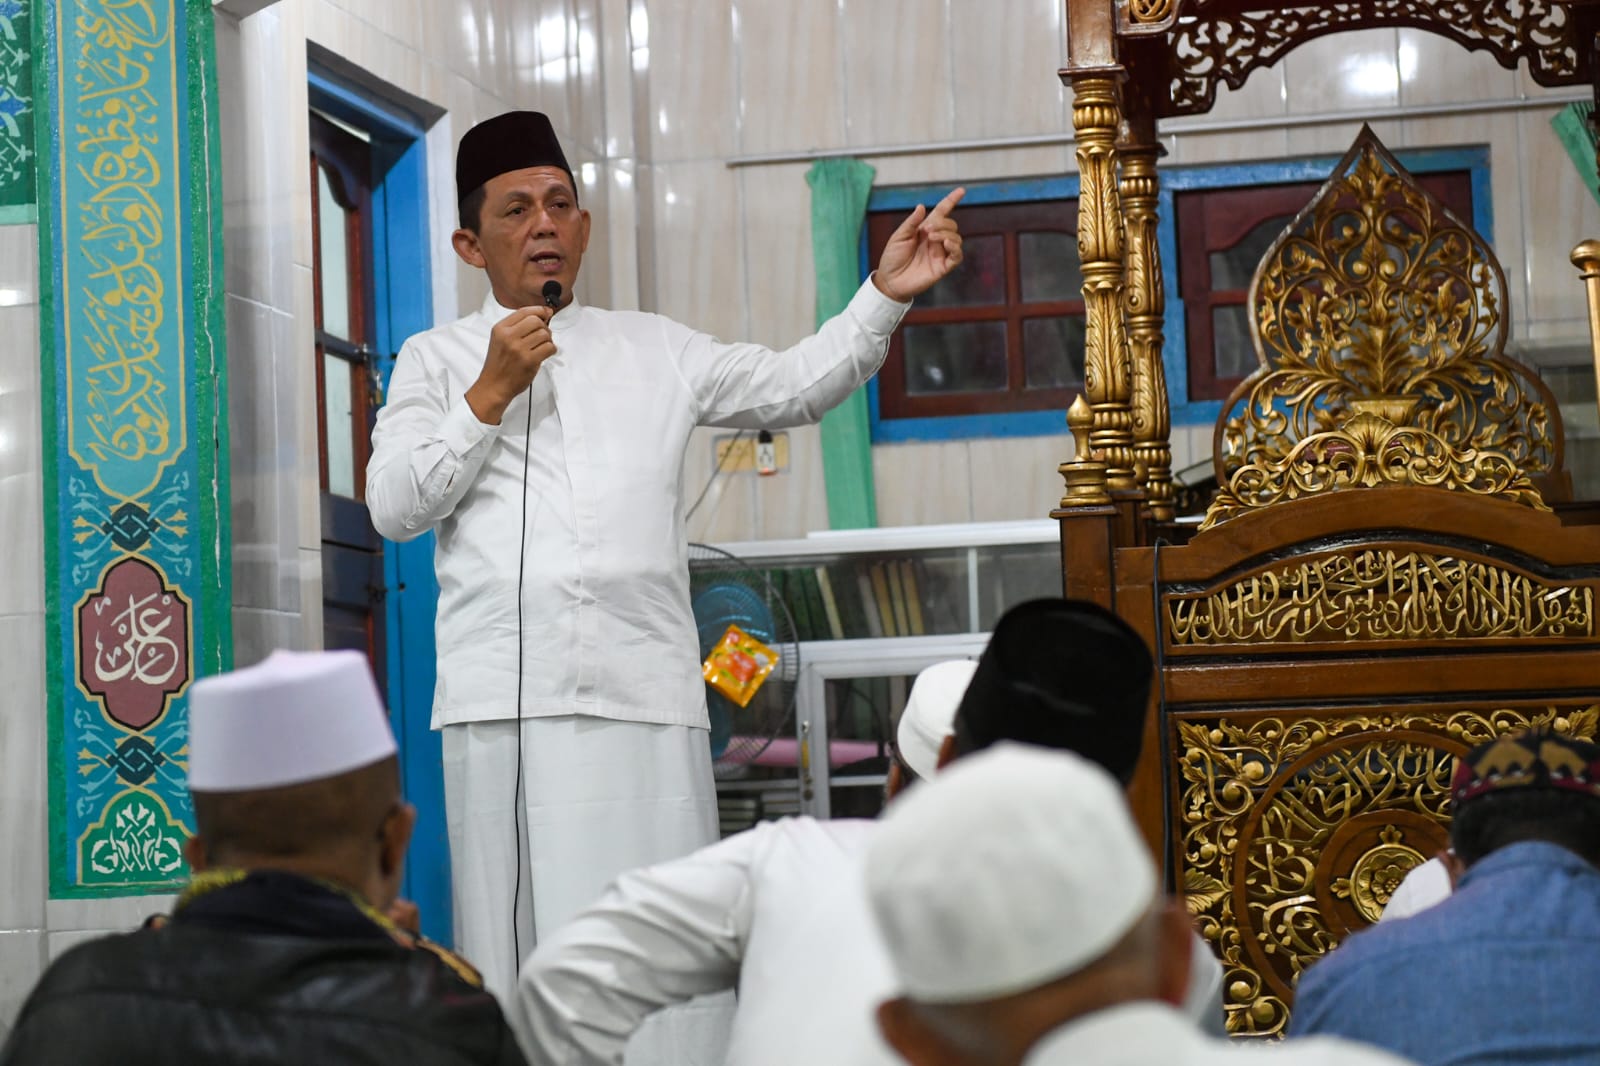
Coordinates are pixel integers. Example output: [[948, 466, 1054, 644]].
[[480, 286, 584, 330], [1023, 1002, 1196, 1063], [1458, 839, 1598, 889]]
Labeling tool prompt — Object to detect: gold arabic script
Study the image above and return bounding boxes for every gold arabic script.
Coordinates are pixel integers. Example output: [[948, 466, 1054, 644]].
[[1167, 550, 1594, 645], [71, 0, 176, 485]]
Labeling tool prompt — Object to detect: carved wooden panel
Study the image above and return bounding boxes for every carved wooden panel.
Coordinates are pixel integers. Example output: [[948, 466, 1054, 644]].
[[1174, 703, 1600, 1036]]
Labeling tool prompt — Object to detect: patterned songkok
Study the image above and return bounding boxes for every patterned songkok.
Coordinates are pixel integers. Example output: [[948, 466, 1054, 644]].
[[1451, 729, 1600, 808]]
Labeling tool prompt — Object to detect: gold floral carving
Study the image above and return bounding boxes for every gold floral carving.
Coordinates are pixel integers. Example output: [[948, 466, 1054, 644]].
[[1160, 1, 1584, 117], [1071, 75, 1138, 493], [1204, 129, 1562, 529], [1166, 549, 1594, 645], [1177, 705, 1600, 1036], [1331, 826, 1426, 924]]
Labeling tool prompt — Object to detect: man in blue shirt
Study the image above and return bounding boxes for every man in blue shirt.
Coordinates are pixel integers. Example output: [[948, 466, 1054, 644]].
[[1291, 729, 1600, 1065]]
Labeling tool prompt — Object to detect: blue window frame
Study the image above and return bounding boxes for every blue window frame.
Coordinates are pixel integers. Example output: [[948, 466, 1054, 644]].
[[862, 147, 1492, 442]]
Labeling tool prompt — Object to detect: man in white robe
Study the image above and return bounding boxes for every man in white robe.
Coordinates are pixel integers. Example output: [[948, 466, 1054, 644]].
[[865, 745, 1416, 1066], [364, 109, 966, 1022]]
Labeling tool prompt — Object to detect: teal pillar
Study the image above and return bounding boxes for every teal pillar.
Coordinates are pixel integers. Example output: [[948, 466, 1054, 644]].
[[35, 0, 229, 896], [808, 157, 879, 530]]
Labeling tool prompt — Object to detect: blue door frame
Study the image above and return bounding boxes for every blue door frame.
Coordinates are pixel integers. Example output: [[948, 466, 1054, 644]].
[[309, 70, 451, 945]]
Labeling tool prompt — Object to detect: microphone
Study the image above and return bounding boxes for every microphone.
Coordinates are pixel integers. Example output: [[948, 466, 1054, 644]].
[[542, 280, 563, 309]]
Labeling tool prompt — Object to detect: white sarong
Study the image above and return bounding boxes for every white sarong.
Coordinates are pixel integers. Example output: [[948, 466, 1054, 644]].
[[443, 716, 731, 1065]]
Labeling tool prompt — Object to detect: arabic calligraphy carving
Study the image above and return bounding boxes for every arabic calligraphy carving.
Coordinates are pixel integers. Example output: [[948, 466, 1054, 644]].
[[1177, 705, 1600, 1036], [67, 0, 185, 502], [1165, 549, 1595, 645], [77, 556, 191, 730]]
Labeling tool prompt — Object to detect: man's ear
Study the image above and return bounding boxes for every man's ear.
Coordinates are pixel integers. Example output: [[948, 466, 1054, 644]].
[[579, 208, 592, 253], [183, 833, 210, 873], [1155, 899, 1195, 1008], [380, 802, 418, 879], [886, 761, 905, 801], [452, 228, 487, 269], [934, 734, 957, 772], [877, 999, 963, 1066]]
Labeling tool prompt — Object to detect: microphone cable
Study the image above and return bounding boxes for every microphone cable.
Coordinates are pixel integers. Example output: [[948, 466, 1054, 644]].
[[510, 279, 565, 971]]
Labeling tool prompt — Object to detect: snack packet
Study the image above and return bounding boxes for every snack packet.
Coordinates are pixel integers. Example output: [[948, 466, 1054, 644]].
[[702, 624, 779, 708]]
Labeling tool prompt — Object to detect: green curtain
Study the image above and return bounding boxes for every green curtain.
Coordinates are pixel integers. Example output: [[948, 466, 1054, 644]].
[[1552, 102, 1600, 208], [807, 157, 879, 529]]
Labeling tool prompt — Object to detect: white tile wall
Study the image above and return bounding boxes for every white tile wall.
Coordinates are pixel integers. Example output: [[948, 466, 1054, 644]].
[[874, 441, 973, 526], [0, 615, 46, 933], [0, 302, 43, 618], [0, 933, 44, 1038]]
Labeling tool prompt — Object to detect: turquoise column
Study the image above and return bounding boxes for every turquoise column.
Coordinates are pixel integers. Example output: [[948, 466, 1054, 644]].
[[808, 157, 879, 530], [1552, 102, 1599, 208], [34, 0, 229, 896]]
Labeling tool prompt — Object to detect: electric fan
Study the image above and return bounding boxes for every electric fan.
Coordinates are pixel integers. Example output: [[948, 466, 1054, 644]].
[[687, 543, 802, 778]]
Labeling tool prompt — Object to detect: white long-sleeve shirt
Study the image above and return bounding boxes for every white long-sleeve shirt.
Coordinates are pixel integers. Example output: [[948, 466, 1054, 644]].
[[514, 816, 1229, 1066], [367, 281, 907, 729]]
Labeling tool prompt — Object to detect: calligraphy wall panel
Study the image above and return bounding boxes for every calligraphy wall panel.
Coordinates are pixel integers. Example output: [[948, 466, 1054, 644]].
[[33, 0, 228, 897]]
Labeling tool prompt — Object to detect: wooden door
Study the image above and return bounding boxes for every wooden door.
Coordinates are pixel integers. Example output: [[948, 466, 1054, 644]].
[[310, 112, 385, 678]]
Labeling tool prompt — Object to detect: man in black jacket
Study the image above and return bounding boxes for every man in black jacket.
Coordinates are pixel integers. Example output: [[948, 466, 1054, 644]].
[[1, 650, 526, 1066]]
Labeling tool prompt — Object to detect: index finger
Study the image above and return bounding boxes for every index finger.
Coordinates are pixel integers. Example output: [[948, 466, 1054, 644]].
[[926, 186, 966, 222]]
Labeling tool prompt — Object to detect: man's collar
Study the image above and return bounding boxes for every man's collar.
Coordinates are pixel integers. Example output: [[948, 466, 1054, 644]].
[[1459, 838, 1598, 889], [480, 286, 583, 329]]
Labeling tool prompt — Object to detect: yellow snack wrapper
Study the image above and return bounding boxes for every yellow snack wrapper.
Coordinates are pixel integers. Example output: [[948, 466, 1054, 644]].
[[702, 624, 779, 708]]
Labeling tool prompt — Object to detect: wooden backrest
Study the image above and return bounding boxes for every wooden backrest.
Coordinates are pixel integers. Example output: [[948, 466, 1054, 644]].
[[1206, 126, 1568, 530]]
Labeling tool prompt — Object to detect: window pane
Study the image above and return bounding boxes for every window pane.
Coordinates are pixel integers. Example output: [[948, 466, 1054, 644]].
[[318, 167, 351, 339], [1019, 231, 1083, 303], [1023, 316, 1085, 389], [917, 233, 1004, 308], [903, 321, 1008, 394], [324, 353, 356, 498], [1212, 304, 1259, 382], [1208, 214, 1296, 290]]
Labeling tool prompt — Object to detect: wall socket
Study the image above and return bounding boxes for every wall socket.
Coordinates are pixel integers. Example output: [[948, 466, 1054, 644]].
[[713, 432, 790, 473]]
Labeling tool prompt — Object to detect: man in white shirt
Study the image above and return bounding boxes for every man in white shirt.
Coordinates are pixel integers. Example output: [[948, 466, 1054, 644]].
[[865, 744, 1417, 1066], [365, 109, 965, 1010], [515, 598, 1225, 1063]]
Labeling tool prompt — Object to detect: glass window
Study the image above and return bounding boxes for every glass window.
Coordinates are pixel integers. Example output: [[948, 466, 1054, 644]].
[[317, 167, 351, 340], [869, 198, 1085, 421], [904, 321, 1009, 394]]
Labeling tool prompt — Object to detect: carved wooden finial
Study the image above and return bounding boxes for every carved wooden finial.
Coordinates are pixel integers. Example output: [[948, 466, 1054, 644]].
[[1059, 395, 1112, 508]]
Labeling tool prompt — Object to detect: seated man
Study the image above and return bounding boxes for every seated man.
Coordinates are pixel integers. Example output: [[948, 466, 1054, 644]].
[[867, 744, 1413, 1066], [515, 598, 1223, 1064], [1291, 729, 1600, 1065], [1, 651, 525, 1066]]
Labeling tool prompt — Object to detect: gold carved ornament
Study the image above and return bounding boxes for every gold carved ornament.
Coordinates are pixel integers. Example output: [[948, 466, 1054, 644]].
[[1176, 705, 1600, 1037], [1164, 548, 1595, 646], [1158, 1, 1584, 117], [1202, 129, 1561, 530]]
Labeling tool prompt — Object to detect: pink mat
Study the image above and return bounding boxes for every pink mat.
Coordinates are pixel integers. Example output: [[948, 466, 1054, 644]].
[[720, 736, 883, 767]]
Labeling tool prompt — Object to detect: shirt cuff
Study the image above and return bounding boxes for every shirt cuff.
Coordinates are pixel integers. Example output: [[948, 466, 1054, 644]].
[[442, 397, 502, 455], [852, 274, 913, 335]]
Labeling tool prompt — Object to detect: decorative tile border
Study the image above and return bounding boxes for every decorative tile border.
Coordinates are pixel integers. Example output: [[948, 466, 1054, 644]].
[[0, 0, 32, 219], [35, 0, 229, 896]]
